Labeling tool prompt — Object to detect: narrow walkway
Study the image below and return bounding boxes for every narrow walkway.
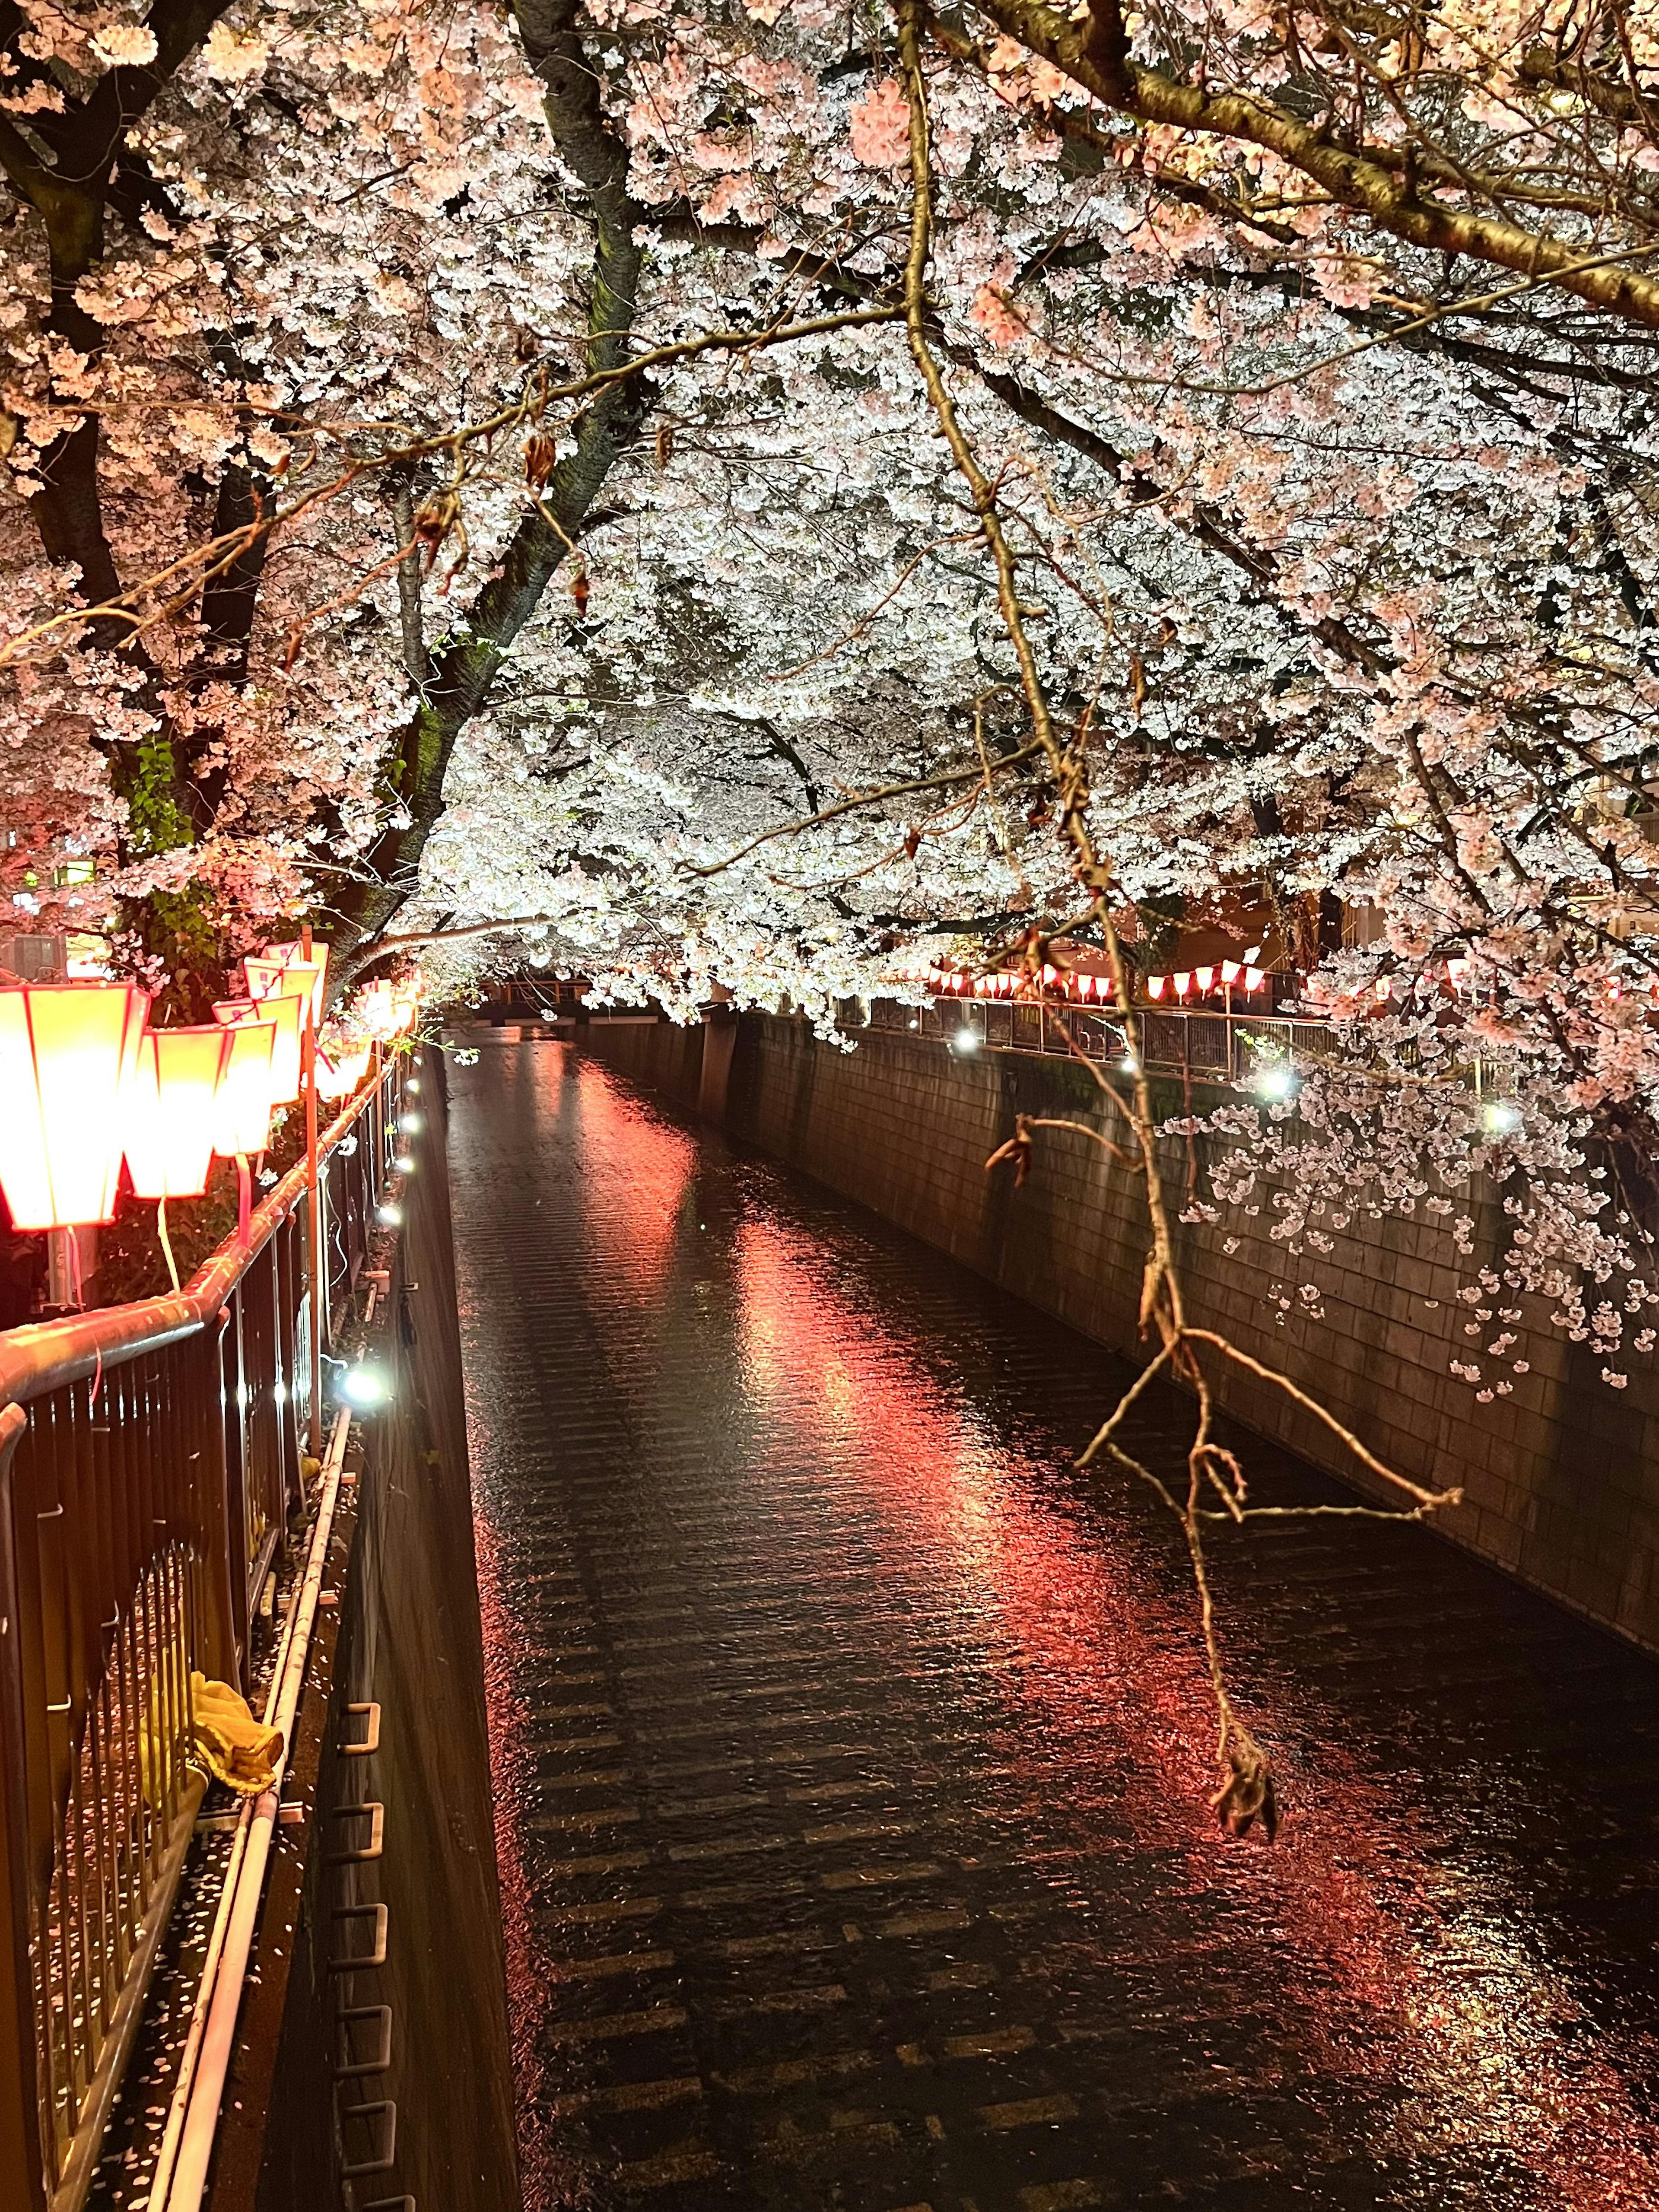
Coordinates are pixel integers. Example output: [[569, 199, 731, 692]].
[[448, 1040, 1659, 2212]]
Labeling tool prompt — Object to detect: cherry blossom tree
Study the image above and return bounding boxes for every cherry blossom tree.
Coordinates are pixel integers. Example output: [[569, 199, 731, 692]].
[[5, 0, 1659, 1812]]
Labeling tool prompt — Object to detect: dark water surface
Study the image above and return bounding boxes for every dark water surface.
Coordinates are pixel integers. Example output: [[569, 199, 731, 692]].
[[447, 1039, 1659, 2212]]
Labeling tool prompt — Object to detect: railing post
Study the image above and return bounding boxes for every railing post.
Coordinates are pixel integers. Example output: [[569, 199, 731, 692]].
[[301, 925, 323, 1463], [200, 1321, 242, 1689], [0, 1405, 45, 2211]]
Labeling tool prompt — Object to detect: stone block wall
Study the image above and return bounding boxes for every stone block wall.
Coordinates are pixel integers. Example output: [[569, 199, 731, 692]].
[[581, 1014, 1659, 1656]]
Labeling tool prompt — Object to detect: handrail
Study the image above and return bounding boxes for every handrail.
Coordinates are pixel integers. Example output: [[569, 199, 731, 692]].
[[0, 1060, 403, 2212], [0, 1083, 381, 1412]]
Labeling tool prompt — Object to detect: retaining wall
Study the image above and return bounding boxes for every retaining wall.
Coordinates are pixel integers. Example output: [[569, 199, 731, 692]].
[[582, 1013, 1659, 1657], [252, 1062, 521, 2212]]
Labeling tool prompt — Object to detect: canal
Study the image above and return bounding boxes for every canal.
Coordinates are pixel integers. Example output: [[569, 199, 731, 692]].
[[446, 1039, 1659, 2212]]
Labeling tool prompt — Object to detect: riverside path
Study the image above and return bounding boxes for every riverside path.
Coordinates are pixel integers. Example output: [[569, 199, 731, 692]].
[[446, 1038, 1659, 2212]]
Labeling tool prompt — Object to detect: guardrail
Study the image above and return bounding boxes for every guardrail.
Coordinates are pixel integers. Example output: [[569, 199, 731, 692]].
[[860, 995, 1335, 1081], [0, 1060, 401, 2210]]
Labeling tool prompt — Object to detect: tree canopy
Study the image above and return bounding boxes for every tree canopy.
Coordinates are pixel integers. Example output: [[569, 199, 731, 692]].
[[6, 0, 1659, 1394]]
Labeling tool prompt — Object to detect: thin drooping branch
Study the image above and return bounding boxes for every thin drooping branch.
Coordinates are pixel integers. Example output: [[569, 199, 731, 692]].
[[897, 1, 1459, 1840]]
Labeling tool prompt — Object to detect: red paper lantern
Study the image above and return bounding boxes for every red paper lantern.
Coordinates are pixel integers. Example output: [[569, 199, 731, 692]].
[[0, 982, 149, 1230], [246, 954, 319, 1022], [213, 1019, 278, 1155], [264, 938, 329, 1022], [316, 1041, 371, 1101], [216, 992, 304, 1103], [125, 1026, 234, 1200], [356, 982, 400, 1040]]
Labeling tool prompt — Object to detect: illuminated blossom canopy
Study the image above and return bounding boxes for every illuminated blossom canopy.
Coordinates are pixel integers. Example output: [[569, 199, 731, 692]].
[[5, 0, 1659, 1388]]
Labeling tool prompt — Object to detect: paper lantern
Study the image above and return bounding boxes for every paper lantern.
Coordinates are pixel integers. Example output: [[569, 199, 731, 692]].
[[264, 938, 329, 1022], [124, 1026, 234, 1200], [216, 992, 304, 1103], [246, 955, 319, 1023], [316, 1042, 371, 1100], [1244, 967, 1265, 992], [1221, 960, 1241, 985], [213, 1019, 278, 1155], [356, 982, 400, 1040], [1195, 966, 1214, 993], [1173, 972, 1192, 999], [0, 982, 148, 1230], [1147, 976, 1166, 1000]]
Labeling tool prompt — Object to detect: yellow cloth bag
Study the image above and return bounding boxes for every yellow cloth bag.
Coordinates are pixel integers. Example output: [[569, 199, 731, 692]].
[[189, 1671, 284, 1796], [139, 1669, 285, 1805]]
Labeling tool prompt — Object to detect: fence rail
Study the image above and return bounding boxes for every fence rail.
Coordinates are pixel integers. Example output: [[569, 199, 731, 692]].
[[859, 995, 1334, 1081], [0, 1061, 401, 2210]]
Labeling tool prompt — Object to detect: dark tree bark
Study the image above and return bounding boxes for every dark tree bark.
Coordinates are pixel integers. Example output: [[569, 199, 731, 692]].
[[329, 0, 650, 988]]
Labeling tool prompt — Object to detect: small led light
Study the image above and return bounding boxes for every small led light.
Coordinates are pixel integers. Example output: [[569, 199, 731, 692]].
[[1258, 1065, 1297, 1101], [376, 1201, 403, 1226], [1119, 1054, 1139, 1075], [399, 1112, 423, 1133], [951, 1030, 979, 1053], [407, 1078, 421, 1094], [908, 1019, 920, 1030], [391, 1154, 415, 1175], [340, 1366, 388, 1411], [1485, 1100, 1521, 1135]]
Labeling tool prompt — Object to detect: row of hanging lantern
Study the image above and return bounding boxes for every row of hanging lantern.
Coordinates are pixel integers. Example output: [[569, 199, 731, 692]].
[[918, 948, 1269, 1004], [0, 945, 420, 1275], [1144, 954, 1267, 1001]]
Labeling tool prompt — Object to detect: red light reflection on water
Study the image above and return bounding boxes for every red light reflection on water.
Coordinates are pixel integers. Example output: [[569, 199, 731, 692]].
[[734, 1207, 1659, 2205], [467, 1412, 562, 2209]]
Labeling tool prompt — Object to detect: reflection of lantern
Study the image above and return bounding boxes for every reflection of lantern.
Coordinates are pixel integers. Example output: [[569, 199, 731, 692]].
[[264, 939, 329, 1022], [216, 992, 304, 1103], [213, 1019, 277, 1155], [0, 982, 148, 1229], [124, 1027, 234, 1199]]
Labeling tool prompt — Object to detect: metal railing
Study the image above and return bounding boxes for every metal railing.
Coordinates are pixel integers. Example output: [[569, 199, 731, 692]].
[[0, 1060, 401, 2210], [860, 995, 1334, 1081]]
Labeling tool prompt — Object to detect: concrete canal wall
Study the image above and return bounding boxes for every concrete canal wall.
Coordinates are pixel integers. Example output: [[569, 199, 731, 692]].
[[580, 1012, 1659, 1659], [253, 1062, 521, 2212]]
